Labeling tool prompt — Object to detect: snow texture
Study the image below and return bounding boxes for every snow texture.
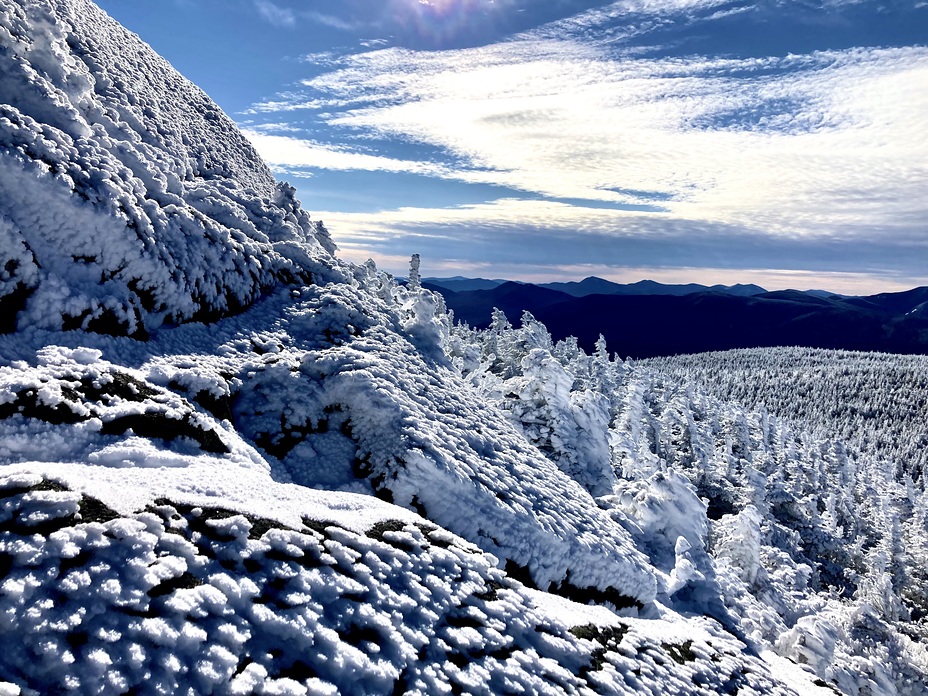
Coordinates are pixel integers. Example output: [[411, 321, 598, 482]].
[[449, 316, 928, 693], [0, 468, 793, 695], [0, 1, 921, 694], [0, 0, 337, 337]]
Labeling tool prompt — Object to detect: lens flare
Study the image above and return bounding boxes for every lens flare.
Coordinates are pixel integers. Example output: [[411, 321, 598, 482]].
[[392, 0, 507, 46]]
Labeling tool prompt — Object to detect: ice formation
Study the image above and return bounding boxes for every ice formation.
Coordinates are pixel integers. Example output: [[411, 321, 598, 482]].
[[0, 1, 924, 694]]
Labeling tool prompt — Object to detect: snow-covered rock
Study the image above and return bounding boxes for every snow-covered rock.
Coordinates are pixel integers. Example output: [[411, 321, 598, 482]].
[[0, 466, 797, 695], [0, 0, 337, 337]]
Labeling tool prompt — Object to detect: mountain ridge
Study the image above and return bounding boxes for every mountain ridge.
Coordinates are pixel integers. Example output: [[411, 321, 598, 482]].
[[425, 274, 771, 298], [427, 278, 928, 357]]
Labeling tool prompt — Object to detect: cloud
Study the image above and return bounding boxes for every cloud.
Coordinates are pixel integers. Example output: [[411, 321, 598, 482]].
[[360, 39, 391, 49], [242, 130, 449, 176], [528, 0, 738, 42], [302, 10, 360, 32], [243, 1, 928, 289], [259, 39, 928, 240], [253, 0, 296, 27], [241, 122, 306, 134], [312, 196, 928, 291]]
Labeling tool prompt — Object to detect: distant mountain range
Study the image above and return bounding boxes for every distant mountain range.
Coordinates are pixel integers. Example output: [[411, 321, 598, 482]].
[[423, 277, 928, 358], [423, 276, 769, 297]]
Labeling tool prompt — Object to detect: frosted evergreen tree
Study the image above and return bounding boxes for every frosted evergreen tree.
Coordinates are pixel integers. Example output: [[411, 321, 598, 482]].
[[408, 252, 421, 291]]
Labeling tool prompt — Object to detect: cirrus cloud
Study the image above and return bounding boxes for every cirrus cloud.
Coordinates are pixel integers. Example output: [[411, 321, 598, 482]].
[[242, 0, 928, 290], [289, 42, 928, 236]]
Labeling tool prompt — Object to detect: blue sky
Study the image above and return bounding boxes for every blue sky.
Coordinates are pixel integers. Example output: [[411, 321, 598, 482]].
[[96, 0, 928, 293]]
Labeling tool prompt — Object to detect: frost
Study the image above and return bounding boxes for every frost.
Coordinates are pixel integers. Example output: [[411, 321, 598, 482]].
[[0, 0, 341, 336], [0, 1, 923, 693]]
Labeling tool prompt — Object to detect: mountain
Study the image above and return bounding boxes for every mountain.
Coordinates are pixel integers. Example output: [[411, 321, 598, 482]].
[[539, 276, 633, 296], [538, 277, 767, 298], [422, 276, 506, 292], [0, 1, 924, 693], [803, 289, 845, 299], [0, 2, 659, 691], [0, 0, 338, 338], [709, 282, 769, 296], [433, 279, 928, 357], [432, 280, 573, 327], [843, 286, 928, 315], [533, 290, 928, 357]]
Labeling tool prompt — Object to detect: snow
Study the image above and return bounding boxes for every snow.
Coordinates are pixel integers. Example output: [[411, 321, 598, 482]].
[[0, 0, 925, 693], [760, 651, 843, 696], [0, 0, 338, 337], [0, 464, 798, 694], [450, 312, 928, 693]]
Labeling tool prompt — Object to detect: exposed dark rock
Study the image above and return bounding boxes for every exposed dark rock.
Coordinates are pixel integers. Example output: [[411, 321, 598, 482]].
[[100, 412, 229, 454]]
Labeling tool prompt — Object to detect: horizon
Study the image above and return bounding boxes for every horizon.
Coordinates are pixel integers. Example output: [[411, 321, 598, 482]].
[[415, 268, 923, 296], [96, 0, 928, 296], [411, 268, 925, 296]]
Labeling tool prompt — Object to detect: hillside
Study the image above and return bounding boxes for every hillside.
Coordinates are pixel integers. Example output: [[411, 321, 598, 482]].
[[645, 348, 928, 484], [426, 280, 572, 328], [0, 1, 924, 694], [448, 316, 928, 693], [0, 0, 338, 337], [432, 281, 928, 357]]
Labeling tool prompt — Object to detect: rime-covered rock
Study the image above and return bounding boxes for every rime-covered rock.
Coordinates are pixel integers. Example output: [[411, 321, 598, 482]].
[[0, 0, 338, 336]]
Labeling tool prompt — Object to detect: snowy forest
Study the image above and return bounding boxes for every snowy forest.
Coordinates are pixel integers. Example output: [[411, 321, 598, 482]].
[[447, 309, 928, 691], [0, 0, 926, 694]]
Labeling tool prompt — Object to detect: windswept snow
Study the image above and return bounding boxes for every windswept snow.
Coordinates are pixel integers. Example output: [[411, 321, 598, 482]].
[[0, 466, 800, 695], [449, 312, 928, 693], [0, 287, 659, 608], [0, 1, 925, 694], [0, 0, 337, 337]]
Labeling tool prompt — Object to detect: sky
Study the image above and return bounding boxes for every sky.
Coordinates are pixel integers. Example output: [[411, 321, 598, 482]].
[[95, 0, 928, 294]]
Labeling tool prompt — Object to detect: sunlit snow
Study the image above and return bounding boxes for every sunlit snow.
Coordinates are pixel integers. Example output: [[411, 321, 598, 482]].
[[0, 1, 925, 694]]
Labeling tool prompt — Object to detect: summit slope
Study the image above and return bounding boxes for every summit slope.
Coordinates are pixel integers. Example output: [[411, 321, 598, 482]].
[[0, 0, 337, 337], [0, 0, 660, 612]]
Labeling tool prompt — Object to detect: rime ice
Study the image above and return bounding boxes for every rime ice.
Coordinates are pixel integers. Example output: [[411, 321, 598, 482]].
[[0, 1, 924, 694]]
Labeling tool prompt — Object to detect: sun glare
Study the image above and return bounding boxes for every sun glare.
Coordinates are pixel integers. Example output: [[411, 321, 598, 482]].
[[395, 0, 505, 43]]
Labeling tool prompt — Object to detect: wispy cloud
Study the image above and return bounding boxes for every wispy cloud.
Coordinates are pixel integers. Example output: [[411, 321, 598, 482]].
[[253, 0, 296, 28], [314, 196, 925, 248], [360, 39, 391, 49], [303, 10, 360, 32], [318, 197, 928, 293], [259, 40, 928, 237], [242, 0, 928, 288], [242, 130, 449, 176], [243, 97, 330, 115], [241, 121, 306, 134], [528, 0, 737, 42]]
